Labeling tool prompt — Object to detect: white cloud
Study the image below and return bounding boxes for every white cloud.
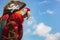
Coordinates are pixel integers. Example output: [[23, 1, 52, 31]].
[[46, 34, 57, 40], [33, 23, 52, 36], [33, 22, 60, 40], [46, 33, 60, 40], [46, 10, 55, 14], [38, 1, 48, 5], [38, 10, 55, 16]]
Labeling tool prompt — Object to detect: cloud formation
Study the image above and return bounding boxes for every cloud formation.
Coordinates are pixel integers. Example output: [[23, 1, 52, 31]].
[[38, 10, 55, 16], [33, 23, 51, 36], [46, 10, 55, 14], [46, 33, 60, 40], [38, 0, 48, 5], [33, 22, 60, 40]]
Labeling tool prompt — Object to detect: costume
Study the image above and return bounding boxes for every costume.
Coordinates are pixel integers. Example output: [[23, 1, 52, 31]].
[[1, 13, 24, 40], [1, 0, 30, 40]]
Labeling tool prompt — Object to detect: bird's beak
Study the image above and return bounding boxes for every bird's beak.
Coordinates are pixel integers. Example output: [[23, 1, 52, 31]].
[[27, 11, 30, 19]]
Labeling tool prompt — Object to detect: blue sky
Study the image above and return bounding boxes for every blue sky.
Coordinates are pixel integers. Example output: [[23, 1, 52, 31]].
[[0, 0, 60, 40]]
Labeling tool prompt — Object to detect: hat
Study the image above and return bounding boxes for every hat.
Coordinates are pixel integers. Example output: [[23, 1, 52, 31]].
[[4, 1, 26, 14]]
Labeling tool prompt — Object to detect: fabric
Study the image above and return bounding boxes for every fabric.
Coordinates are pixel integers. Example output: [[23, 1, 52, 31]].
[[1, 12, 24, 40], [3, 1, 26, 14]]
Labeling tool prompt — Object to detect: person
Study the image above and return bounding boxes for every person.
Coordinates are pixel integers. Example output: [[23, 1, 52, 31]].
[[1, 0, 30, 40]]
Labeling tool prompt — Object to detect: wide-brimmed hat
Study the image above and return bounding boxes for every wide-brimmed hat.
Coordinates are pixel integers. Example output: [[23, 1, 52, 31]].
[[4, 1, 26, 14]]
